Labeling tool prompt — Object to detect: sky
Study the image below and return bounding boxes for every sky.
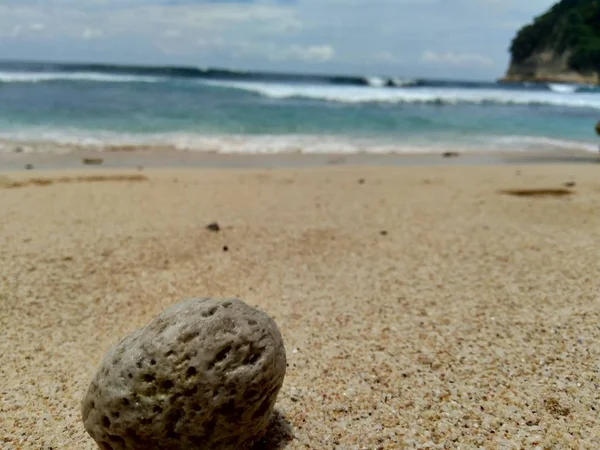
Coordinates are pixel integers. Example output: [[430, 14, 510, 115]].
[[0, 0, 558, 80]]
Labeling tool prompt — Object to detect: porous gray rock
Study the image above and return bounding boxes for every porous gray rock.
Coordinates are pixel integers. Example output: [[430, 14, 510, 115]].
[[81, 298, 286, 450]]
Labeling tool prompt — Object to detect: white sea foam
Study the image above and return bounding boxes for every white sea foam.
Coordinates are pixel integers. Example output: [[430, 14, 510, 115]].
[[0, 71, 161, 83], [0, 130, 404, 154], [485, 135, 599, 153], [203, 80, 600, 110], [0, 128, 596, 155], [365, 77, 387, 87], [547, 83, 580, 94], [389, 77, 418, 87]]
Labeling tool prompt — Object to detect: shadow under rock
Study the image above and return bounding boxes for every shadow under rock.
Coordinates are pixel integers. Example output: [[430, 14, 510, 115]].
[[252, 410, 294, 450]]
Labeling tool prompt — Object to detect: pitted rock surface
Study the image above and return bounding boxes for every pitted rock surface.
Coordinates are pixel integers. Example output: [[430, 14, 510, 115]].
[[81, 298, 287, 450]]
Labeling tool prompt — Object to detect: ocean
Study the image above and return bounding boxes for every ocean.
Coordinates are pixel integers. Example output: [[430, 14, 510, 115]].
[[0, 61, 599, 155]]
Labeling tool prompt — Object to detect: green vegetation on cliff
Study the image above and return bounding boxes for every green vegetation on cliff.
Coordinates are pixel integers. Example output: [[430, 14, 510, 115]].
[[510, 0, 600, 72]]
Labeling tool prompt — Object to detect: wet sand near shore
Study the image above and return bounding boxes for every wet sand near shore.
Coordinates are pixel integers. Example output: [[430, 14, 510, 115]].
[[0, 146, 599, 172]]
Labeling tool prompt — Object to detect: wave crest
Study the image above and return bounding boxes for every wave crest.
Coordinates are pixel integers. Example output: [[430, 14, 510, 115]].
[[0, 71, 161, 83], [204, 80, 600, 110]]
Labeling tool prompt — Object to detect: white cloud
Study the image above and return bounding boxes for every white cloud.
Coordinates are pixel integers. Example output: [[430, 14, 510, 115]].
[[231, 42, 335, 63], [162, 29, 181, 39], [196, 37, 225, 49], [116, 3, 303, 35], [372, 51, 402, 65], [275, 45, 335, 62], [421, 50, 495, 68], [83, 27, 103, 40], [156, 34, 334, 63], [9, 25, 22, 37]]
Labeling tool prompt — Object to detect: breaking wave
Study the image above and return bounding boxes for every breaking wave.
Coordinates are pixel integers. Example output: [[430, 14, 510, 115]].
[[203, 80, 600, 110], [0, 71, 162, 84]]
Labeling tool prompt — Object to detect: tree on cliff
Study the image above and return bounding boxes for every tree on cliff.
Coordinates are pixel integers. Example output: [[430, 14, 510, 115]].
[[510, 0, 600, 73]]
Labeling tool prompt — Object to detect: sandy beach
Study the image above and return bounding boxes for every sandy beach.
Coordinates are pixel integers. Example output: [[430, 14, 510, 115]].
[[2, 160, 600, 449]]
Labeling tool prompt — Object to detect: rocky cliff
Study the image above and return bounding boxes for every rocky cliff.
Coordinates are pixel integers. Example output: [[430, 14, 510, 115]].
[[502, 50, 599, 85], [501, 0, 600, 85]]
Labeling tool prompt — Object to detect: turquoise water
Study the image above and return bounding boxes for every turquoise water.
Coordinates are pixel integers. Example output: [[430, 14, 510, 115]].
[[0, 64, 599, 154]]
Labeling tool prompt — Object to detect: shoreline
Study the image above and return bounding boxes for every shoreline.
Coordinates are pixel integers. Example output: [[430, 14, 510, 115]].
[[1, 148, 599, 172]]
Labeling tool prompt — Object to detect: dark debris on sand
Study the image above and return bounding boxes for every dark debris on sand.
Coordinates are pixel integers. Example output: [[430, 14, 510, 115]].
[[442, 152, 460, 158], [206, 222, 221, 232]]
